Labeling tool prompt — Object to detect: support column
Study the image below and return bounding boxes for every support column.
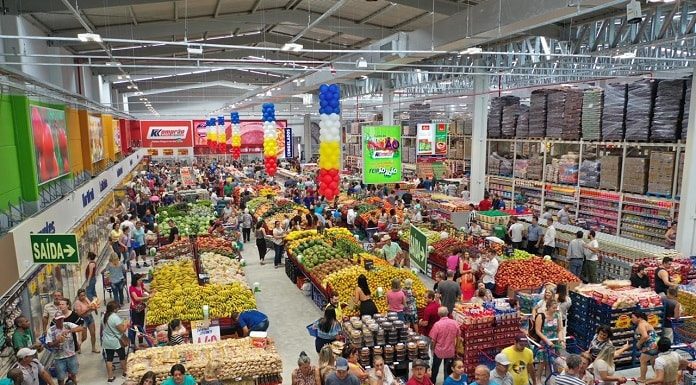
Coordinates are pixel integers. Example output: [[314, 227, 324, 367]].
[[383, 87, 394, 125], [303, 113, 312, 162], [469, 74, 490, 203], [677, 67, 696, 256]]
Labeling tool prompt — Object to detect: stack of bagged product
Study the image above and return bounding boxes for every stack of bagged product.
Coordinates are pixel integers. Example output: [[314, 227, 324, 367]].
[[651, 79, 684, 141], [501, 97, 521, 138], [562, 88, 583, 140], [602, 83, 627, 140], [625, 79, 657, 142], [579, 159, 600, 188], [515, 104, 529, 138], [546, 89, 566, 139], [582, 88, 603, 140], [683, 77, 692, 138], [529, 89, 549, 137]]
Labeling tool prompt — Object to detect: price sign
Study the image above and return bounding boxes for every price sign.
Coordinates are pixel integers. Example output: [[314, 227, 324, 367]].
[[190, 319, 221, 344], [614, 315, 631, 329]]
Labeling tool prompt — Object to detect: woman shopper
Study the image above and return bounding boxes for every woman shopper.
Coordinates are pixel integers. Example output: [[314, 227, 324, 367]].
[[128, 273, 149, 350], [342, 345, 369, 384], [459, 252, 476, 301], [104, 254, 126, 306], [102, 300, 129, 382], [84, 252, 98, 301], [272, 220, 287, 268], [586, 325, 630, 361], [255, 222, 268, 265], [556, 283, 572, 330], [200, 361, 222, 385], [354, 274, 379, 317], [167, 319, 187, 345], [386, 278, 406, 321], [593, 345, 627, 385], [118, 225, 131, 264], [291, 352, 321, 385], [632, 310, 660, 382], [109, 223, 122, 256], [73, 289, 99, 353], [443, 358, 468, 385], [138, 371, 157, 385], [533, 298, 564, 383], [402, 279, 418, 332], [317, 345, 336, 384], [162, 364, 196, 385], [313, 308, 341, 353]]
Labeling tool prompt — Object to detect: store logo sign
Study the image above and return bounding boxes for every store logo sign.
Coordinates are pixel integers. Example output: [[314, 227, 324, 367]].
[[146, 126, 188, 140], [81, 188, 95, 207], [284, 127, 293, 158], [38, 221, 56, 234], [99, 179, 108, 192], [117, 167, 123, 177]]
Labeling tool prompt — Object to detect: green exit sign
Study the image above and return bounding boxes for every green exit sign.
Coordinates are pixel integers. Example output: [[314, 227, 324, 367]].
[[30, 234, 79, 264]]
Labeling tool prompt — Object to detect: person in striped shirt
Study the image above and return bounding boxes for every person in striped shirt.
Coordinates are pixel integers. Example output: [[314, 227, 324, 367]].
[[555, 355, 586, 385]]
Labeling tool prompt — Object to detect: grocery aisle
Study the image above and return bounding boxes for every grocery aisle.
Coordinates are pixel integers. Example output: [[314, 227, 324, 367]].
[[240, 238, 322, 383]]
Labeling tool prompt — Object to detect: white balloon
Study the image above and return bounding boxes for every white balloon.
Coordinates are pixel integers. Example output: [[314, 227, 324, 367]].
[[320, 134, 327, 142], [329, 113, 339, 121]]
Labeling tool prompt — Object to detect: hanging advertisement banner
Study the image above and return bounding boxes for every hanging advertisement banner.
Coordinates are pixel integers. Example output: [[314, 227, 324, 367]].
[[29, 104, 71, 184], [416, 123, 434, 155], [362, 126, 402, 184], [88, 115, 104, 163], [409, 224, 428, 273], [113, 119, 121, 154], [435, 123, 449, 155], [192, 120, 287, 154], [284, 127, 294, 158], [180, 167, 195, 186], [140, 120, 194, 147]]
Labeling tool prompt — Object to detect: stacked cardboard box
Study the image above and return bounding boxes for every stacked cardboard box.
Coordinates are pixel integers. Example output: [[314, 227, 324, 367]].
[[683, 77, 692, 139], [527, 157, 544, 180], [582, 88, 603, 141], [599, 156, 621, 190], [648, 151, 675, 196], [516, 105, 530, 138], [623, 157, 649, 194], [602, 84, 627, 140], [529, 90, 549, 137], [545, 160, 559, 183]]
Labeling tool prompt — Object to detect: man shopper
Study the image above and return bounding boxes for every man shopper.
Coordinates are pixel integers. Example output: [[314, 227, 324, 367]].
[[45, 313, 85, 385], [583, 230, 599, 283], [241, 209, 253, 243], [406, 360, 433, 385], [42, 291, 63, 334], [525, 216, 543, 255], [567, 231, 586, 279], [429, 307, 460, 384], [490, 353, 514, 385], [418, 291, 441, 339], [502, 334, 537, 385], [630, 264, 651, 288], [437, 271, 461, 314], [231, 310, 269, 337], [508, 216, 524, 250], [470, 366, 493, 385], [556, 355, 586, 385], [325, 358, 360, 385], [543, 218, 556, 259], [15, 348, 55, 385], [478, 254, 499, 293]]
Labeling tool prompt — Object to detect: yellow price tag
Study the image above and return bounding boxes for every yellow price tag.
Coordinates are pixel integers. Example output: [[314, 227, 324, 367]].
[[615, 315, 632, 329], [648, 314, 660, 327]]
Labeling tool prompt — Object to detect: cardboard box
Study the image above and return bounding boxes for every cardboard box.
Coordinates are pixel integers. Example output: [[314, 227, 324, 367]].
[[647, 151, 675, 196], [623, 157, 649, 194], [600, 156, 621, 190]]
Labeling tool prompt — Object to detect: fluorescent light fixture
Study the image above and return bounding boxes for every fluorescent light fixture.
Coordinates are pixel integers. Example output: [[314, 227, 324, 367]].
[[441, 81, 452, 85], [125, 75, 131, 79], [117, 75, 123, 80], [360, 75, 368, 80], [460, 47, 483, 55], [356, 57, 368, 68], [187, 45, 203, 55], [105, 61, 122, 66], [612, 51, 636, 59], [77, 33, 102, 42], [266, 90, 272, 96], [281, 43, 304, 52]]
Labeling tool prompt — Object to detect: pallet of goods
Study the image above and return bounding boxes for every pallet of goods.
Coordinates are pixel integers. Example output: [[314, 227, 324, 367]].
[[625, 79, 657, 142], [651, 79, 685, 141], [515, 105, 530, 138], [683, 77, 692, 139], [126, 337, 283, 384], [569, 284, 664, 367], [582, 88, 603, 140], [602, 83, 627, 140], [529, 90, 549, 137], [453, 303, 520, 376], [501, 98, 521, 138]]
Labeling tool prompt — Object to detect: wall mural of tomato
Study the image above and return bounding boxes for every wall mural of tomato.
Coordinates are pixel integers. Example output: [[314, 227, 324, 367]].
[[88, 115, 104, 163], [30, 104, 70, 184]]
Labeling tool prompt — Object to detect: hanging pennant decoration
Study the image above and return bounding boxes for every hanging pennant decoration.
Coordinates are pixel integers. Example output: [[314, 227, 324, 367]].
[[317, 83, 341, 201], [231, 112, 241, 159], [262, 103, 278, 176], [216, 116, 226, 153]]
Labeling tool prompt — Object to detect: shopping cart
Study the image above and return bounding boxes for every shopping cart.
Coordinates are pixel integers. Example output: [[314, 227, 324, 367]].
[[528, 336, 578, 385], [670, 316, 696, 359], [101, 271, 112, 300]]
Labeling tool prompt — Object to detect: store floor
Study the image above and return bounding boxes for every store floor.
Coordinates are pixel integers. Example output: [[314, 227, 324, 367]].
[[73, 243, 649, 385]]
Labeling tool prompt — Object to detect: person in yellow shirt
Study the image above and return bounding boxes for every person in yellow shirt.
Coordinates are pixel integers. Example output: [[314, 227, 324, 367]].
[[109, 223, 123, 256], [325, 293, 344, 321], [501, 334, 537, 385]]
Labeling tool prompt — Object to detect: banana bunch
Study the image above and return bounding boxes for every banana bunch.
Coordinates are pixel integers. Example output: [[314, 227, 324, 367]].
[[325, 227, 353, 238], [285, 229, 318, 242], [355, 253, 391, 267]]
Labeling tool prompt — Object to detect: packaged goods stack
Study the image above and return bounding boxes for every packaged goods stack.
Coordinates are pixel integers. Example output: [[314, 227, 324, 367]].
[[529, 89, 549, 137], [647, 151, 675, 197], [546, 89, 565, 139], [408, 103, 431, 133], [623, 157, 649, 194], [677, 152, 685, 196], [545, 160, 559, 184], [569, 284, 664, 368], [651, 79, 684, 141], [683, 77, 692, 138], [501, 97, 521, 138], [625, 79, 657, 142], [557, 153, 580, 185], [514, 159, 528, 179], [516, 105, 530, 138], [562, 88, 583, 140], [343, 313, 428, 369], [602, 83, 628, 140], [582, 88, 603, 140], [488, 152, 512, 177], [527, 157, 544, 181], [453, 303, 520, 376], [488, 97, 504, 138], [599, 156, 621, 190], [579, 159, 600, 188]]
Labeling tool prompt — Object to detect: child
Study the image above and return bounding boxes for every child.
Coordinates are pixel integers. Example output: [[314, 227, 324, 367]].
[[403, 279, 418, 332]]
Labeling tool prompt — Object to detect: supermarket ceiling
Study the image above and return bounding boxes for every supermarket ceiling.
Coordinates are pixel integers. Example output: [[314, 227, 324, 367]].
[[5, 0, 696, 118]]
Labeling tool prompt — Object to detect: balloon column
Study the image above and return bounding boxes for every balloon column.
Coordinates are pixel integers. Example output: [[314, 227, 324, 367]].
[[262, 103, 277, 176], [317, 84, 341, 201], [216, 116, 226, 153], [231, 112, 241, 159], [206, 118, 216, 151]]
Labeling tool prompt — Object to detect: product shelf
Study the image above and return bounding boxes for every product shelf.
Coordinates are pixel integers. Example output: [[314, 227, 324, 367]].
[[620, 227, 664, 238], [621, 218, 669, 229], [621, 209, 671, 221], [579, 202, 620, 212]]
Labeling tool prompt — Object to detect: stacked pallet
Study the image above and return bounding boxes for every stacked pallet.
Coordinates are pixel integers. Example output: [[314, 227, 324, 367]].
[[651, 79, 684, 141], [602, 83, 628, 140], [582, 88, 603, 140], [515, 105, 530, 138], [562, 88, 583, 140], [546, 89, 566, 139], [625, 79, 657, 142], [529, 89, 549, 137], [501, 97, 521, 138], [683, 77, 692, 138], [579, 159, 600, 189]]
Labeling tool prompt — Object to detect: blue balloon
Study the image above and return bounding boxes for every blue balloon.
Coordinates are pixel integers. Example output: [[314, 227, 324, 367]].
[[319, 84, 329, 93], [329, 84, 338, 93], [329, 100, 338, 108]]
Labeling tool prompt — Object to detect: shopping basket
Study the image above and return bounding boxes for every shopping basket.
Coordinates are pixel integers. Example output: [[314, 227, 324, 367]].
[[671, 316, 696, 359]]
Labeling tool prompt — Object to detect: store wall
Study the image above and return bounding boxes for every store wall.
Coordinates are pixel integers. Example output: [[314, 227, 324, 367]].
[[102, 114, 115, 161], [65, 107, 84, 174], [0, 93, 22, 211], [0, 233, 19, 298]]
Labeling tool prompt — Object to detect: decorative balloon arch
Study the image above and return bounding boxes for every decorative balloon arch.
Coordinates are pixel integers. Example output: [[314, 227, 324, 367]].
[[317, 84, 341, 200]]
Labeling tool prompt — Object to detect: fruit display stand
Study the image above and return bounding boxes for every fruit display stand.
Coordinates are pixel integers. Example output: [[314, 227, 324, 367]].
[[475, 211, 508, 238], [453, 303, 520, 376], [126, 337, 283, 385], [568, 284, 664, 368], [417, 193, 472, 228], [493, 257, 581, 298]]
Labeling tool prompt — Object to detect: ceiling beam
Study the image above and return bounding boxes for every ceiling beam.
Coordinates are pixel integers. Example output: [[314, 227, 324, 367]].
[[387, 0, 463, 15], [213, 0, 224, 18], [285, 0, 303, 10], [250, 0, 263, 13], [174, 1, 178, 22], [51, 9, 391, 43], [8, 0, 168, 14], [358, 4, 396, 25], [289, 0, 348, 44], [392, 11, 430, 29], [126, 81, 258, 97], [128, 6, 139, 25]]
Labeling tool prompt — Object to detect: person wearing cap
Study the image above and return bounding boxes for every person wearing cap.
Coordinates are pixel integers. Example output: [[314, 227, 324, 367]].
[[324, 357, 360, 385], [379, 235, 405, 268], [490, 353, 513, 385], [45, 311, 84, 385], [429, 306, 460, 384], [501, 334, 537, 385], [406, 359, 433, 385], [14, 347, 55, 385]]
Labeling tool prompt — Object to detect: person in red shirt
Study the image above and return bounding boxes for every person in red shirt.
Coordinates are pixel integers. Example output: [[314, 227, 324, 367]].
[[407, 359, 433, 385], [478, 194, 492, 211], [418, 291, 440, 338]]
